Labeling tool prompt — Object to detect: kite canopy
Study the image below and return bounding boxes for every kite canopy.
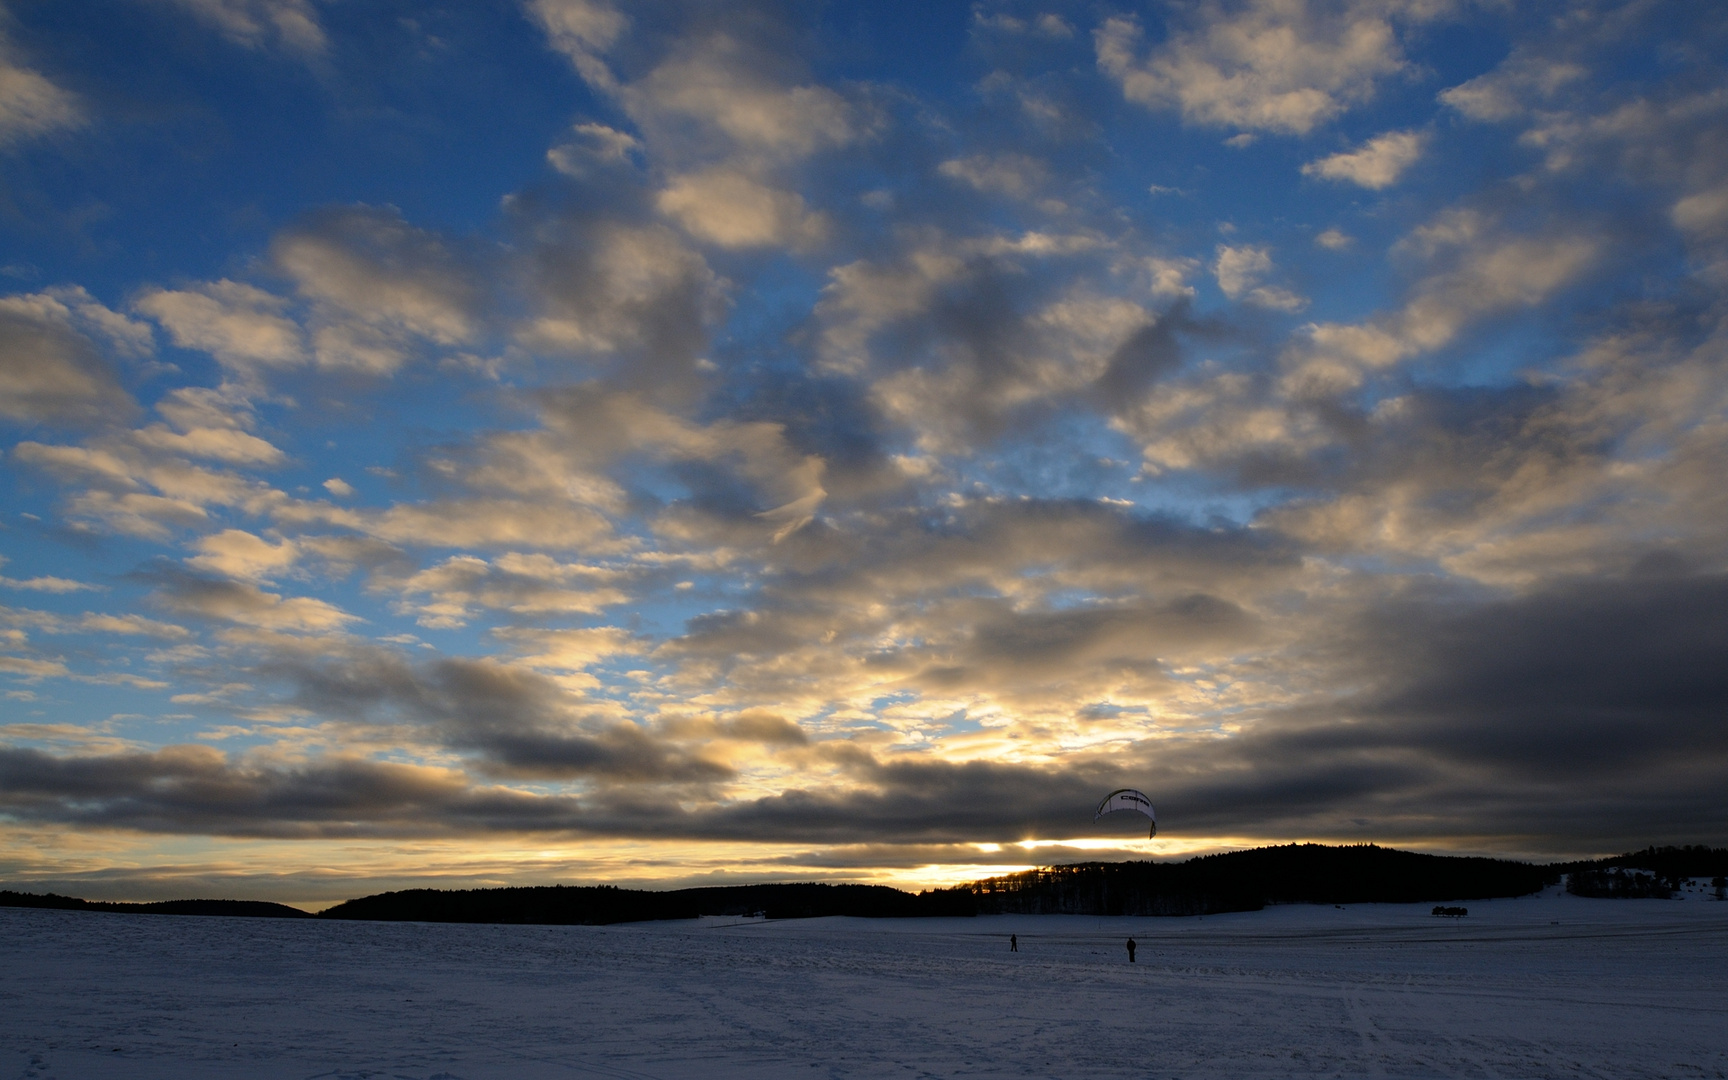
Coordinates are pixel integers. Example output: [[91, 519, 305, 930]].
[[1094, 788, 1157, 838]]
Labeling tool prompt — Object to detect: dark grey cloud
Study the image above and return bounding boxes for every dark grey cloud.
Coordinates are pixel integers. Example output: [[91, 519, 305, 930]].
[[1345, 573, 1728, 780], [276, 649, 732, 783], [0, 744, 584, 839], [8, 560, 1727, 851]]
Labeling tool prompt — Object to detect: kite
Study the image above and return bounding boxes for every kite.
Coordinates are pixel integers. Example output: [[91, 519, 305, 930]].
[[1094, 788, 1157, 837]]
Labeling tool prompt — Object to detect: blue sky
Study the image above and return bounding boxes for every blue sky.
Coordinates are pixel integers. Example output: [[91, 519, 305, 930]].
[[2, 0, 1726, 906]]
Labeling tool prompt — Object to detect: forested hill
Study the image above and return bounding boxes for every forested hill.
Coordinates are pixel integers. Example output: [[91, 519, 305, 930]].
[[964, 844, 1555, 916], [300, 844, 1559, 923], [0, 891, 312, 918], [317, 881, 974, 924], [7, 843, 1721, 924]]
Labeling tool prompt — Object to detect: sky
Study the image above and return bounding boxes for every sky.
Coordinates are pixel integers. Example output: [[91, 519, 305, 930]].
[[1, 0, 1725, 909]]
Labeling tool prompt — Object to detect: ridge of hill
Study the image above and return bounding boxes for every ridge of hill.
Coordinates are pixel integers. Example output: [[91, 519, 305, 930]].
[[0, 890, 313, 918], [963, 843, 1554, 916], [317, 881, 975, 924], [4, 843, 1722, 924]]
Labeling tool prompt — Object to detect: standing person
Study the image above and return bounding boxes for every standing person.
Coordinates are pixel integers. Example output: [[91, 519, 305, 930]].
[[1009, 934, 1018, 952], [1126, 937, 1137, 963]]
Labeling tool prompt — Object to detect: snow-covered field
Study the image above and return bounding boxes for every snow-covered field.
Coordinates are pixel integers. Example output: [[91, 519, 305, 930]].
[[4, 887, 1726, 1079]]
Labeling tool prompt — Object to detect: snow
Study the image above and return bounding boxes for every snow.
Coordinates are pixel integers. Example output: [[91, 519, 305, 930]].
[[4, 888, 1726, 1079]]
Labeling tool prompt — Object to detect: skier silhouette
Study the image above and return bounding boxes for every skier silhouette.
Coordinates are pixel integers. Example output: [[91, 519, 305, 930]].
[[1009, 934, 1017, 952], [1126, 937, 1137, 963]]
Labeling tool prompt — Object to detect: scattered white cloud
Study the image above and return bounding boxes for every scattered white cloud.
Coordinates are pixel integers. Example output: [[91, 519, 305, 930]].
[[0, 49, 82, 145], [135, 280, 305, 374], [187, 529, 298, 582], [1213, 244, 1307, 311], [657, 169, 828, 250], [158, 0, 327, 55], [523, 0, 627, 89], [273, 206, 480, 372], [1096, 1, 1422, 135], [1284, 210, 1597, 393], [621, 33, 861, 163], [0, 556, 99, 594], [1302, 129, 1426, 189], [547, 122, 640, 177], [938, 153, 1050, 200], [1440, 52, 1586, 122]]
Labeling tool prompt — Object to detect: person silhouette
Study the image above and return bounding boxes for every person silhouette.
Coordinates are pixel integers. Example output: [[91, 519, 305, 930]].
[[1009, 934, 1017, 952], [1126, 937, 1137, 963]]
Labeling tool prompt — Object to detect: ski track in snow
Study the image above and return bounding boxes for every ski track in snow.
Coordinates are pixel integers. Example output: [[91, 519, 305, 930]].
[[4, 889, 1727, 1079]]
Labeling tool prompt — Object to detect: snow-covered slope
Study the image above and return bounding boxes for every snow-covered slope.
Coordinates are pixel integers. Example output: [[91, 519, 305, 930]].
[[4, 890, 1725, 1078]]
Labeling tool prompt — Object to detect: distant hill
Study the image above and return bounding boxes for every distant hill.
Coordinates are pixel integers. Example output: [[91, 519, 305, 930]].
[[5, 842, 1721, 926], [963, 844, 1555, 916], [303, 844, 1558, 923], [1556, 845, 1728, 899], [318, 881, 975, 924], [0, 890, 312, 918]]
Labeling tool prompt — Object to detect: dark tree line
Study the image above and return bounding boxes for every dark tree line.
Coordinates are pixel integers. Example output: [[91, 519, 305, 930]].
[[5, 842, 1724, 925], [1556, 845, 1728, 898], [318, 881, 975, 924], [963, 844, 1553, 916], [0, 890, 311, 918]]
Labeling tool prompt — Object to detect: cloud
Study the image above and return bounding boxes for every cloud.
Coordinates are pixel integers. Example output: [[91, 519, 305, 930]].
[[0, 743, 577, 838], [1096, 1, 1421, 135], [11, 421, 289, 541], [132, 422, 285, 466], [465, 387, 828, 544], [187, 529, 299, 582], [620, 31, 861, 163], [277, 651, 733, 783], [0, 288, 140, 426], [135, 280, 306, 374], [654, 496, 1299, 723], [1439, 51, 1586, 123], [1213, 245, 1307, 311], [0, 655, 69, 679], [385, 553, 632, 628], [158, 0, 327, 57], [1111, 369, 1326, 474], [7, 0, 1728, 876], [1285, 211, 1596, 394], [938, 153, 1051, 200], [273, 206, 482, 372], [2, 603, 189, 639], [150, 567, 357, 633], [0, 556, 99, 594], [812, 233, 1197, 451], [0, 38, 82, 145], [868, 288, 1172, 451], [494, 625, 643, 672], [515, 218, 719, 396], [973, 10, 1075, 39], [523, 0, 627, 89], [1302, 129, 1426, 188], [289, 497, 627, 554], [546, 122, 639, 177], [72, 613, 191, 639], [657, 168, 828, 249]]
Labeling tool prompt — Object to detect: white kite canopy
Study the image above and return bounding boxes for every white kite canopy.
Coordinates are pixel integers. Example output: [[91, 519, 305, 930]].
[[1094, 788, 1157, 837]]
